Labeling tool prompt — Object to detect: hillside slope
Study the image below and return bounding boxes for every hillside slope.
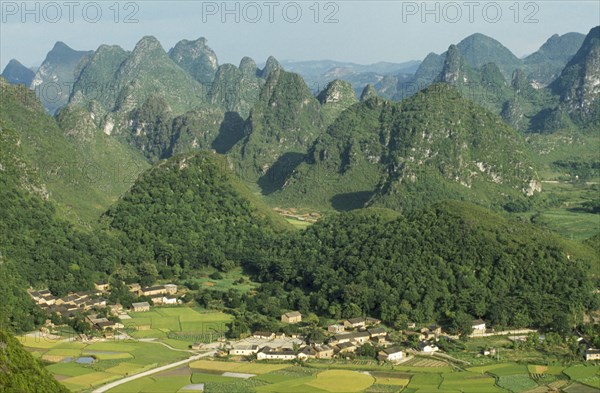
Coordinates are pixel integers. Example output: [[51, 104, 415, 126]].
[[0, 330, 70, 393], [0, 77, 149, 225], [273, 84, 539, 212]]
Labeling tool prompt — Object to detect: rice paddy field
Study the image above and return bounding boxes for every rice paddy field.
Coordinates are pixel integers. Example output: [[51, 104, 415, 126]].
[[85, 357, 598, 393]]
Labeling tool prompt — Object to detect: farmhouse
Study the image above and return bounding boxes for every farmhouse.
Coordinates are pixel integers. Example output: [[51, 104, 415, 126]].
[[29, 289, 53, 304], [420, 324, 442, 340], [315, 345, 334, 359], [128, 283, 141, 293], [38, 296, 57, 306], [368, 328, 387, 338], [131, 302, 150, 312], [281, 311, 302, 324], [350, 331, 371, 344], [328, 324, 345, 333], [368, 328, 388, 344], [471, 319, 486, 333], [162, 297, 177, 305], [344, 317, 366, 329], [297, 346, 317, 359], [330, 334, 352, 345], [110, 303, 123, 314], [585, 348, 600, 361], [94, 282, 110, 291], [257, 346, 296, 360], [229, 345, 259, 356], [336, 342, 357, 354], [419, 341, 439, 353], [378, 347, 404, 362], [191, 343, 203, 350], [139, 285, 168, 297], [139, 284, 177, 297], [95, 320, 123, 331], [366, 317, 381, 326], [253, 331, 275, 340], [164, 284, 178, 295]]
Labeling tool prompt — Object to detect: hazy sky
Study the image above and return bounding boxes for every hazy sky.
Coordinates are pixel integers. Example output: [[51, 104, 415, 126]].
[[1, 1, 599, 70]]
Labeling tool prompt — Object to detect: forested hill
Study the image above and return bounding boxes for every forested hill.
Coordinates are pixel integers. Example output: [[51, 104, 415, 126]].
[[0, 330, 70, 393], [104, 152, 291, 278], [246, 202, 598, 333]]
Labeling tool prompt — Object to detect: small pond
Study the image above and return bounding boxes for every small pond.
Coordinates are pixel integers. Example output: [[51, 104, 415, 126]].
[[75, 356, 95, 364]]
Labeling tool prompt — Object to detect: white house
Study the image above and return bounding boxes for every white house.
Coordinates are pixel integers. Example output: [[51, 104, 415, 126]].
[[297, 346, 317, 360], [419, 341, 439, 353], [162, 297, 177, 305], [471, 319, 486, 332], [378, 347, 404, 362], [585, 348, 600, 361], [256, 347, 296, 360], [229, 345, 259, 356]]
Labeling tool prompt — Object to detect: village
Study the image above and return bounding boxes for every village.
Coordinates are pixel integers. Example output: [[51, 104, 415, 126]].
[[27, 283, 600, 365]]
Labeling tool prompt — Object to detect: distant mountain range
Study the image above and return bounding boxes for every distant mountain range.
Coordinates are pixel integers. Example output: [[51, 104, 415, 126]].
[[2, 30, 587, 115], [278, 59, 421, 97], [0, 26, 597, 218]]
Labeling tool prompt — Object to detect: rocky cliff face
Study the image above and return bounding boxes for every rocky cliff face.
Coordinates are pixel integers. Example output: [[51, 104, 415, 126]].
[[209, 58, 263, 119], [524, 32, 586, 86], [169, 37, 219, 85], [1, 59, 35, 86], [550, 26, 600, 127], [317, 79, 358, 125], [274, 84, 539, 212], [30, 42, 93, 114], [230, 68, 325, 189]]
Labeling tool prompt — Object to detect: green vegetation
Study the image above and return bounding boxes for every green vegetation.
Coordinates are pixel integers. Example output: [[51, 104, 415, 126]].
[[0, 330, 70, 393], [16, 335, 189, 392], [244, 202, 597, 331], [275, 84, 539, 213], [125, 306, 232, 343], [1, 78, 149, 225], [229, 68, 325, 190], [105, 152, 290, 278]]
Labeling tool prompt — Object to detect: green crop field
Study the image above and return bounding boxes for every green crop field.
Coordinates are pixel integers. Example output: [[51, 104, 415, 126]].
[[497, 374, 538, 392], [563, 365, 600, 388], [441, 373, 505, 393], [18, 336, 189, 392], [125, 306, 233, 344], [307, 370, 375, 392], [61, 371, 121, 391], [189, 359, 290, 374], [108, 375, 194, 393]]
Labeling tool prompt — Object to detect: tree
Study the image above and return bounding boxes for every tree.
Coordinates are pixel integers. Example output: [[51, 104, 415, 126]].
[[357, 343, 378, 359], [138, 262, 158, 287], [305, 313, 320, 328], [394, 315, 409, 331]]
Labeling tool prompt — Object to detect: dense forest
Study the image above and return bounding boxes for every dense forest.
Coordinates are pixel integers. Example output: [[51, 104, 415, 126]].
[[103, 152, 289, 281], [241, 203, 597, 334]]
